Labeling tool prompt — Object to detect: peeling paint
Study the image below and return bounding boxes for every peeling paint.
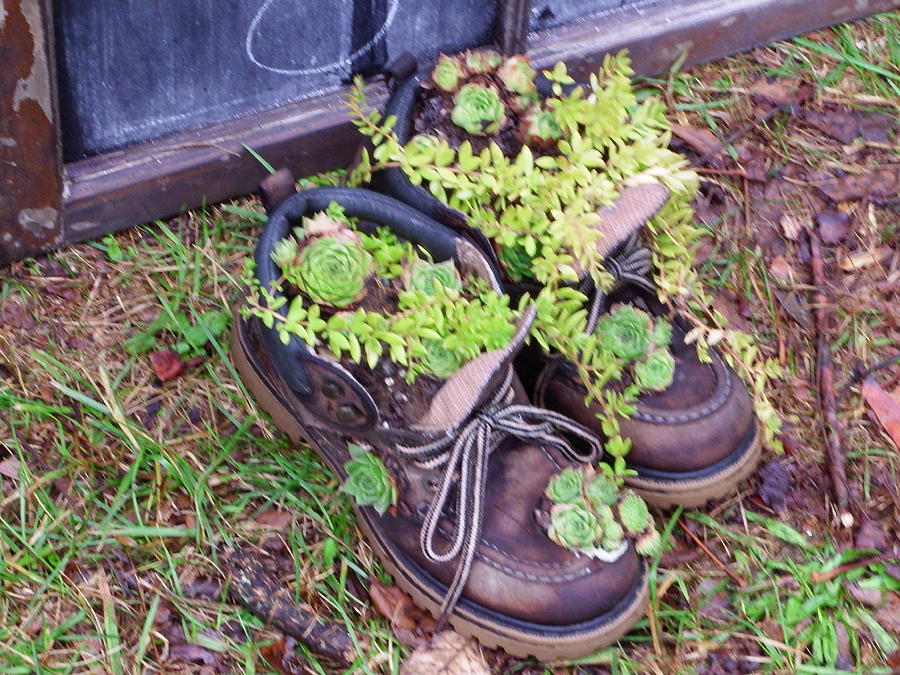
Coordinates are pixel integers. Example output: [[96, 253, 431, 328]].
[[12, 0, 52, 120], [69, 220, 101, 233], [0, 137, 17, 147], [0, 2, 7, 31], [18, 206, 59, 234]]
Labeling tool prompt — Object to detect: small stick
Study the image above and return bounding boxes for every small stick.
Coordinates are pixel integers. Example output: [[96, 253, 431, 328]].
[[222, 548, 359, 666], [680, 522, 747, 587], [809, 232, 852, 527], [809, 552, 898, 584]]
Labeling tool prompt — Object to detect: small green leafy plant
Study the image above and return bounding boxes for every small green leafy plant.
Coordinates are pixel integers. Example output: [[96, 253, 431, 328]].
[[125, 309, 230, 358], [544, 465, 660, 558], [241, 202, 519, 380]]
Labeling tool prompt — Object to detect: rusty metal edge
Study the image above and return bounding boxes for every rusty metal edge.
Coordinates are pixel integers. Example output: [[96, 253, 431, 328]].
[[29, 0, 893, 262]]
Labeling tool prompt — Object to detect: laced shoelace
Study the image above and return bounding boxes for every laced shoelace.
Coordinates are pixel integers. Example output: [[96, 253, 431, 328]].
[[396, 368, 604, 622], [585, 231, 657, 334]]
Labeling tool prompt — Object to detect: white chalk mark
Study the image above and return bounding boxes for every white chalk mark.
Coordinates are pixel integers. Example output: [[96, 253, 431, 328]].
[[245, 0, 400, 76]]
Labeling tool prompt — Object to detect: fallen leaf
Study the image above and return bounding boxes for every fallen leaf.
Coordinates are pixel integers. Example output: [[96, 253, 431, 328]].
[[815, 209, 850, 245], [168, 643, 219, 665], [0, 456, 21, 481], [839, 247, 893, 272], [400, 631, 489, 675], [779, 213, 808, 241], [846, 582, 884, 607], [817, 166, 900, 203], [803, 108, 896, 144], [369, 579, 436, 647], [671, 124, 720, 155], [768, 255, 793, 281], [861, 377, 900, 449], [773, 289, 812, 330], [757, 460, 791, 513], [149, 349, 186, 382], [855, 517, 887, 551], [876, 601, 900, 635], [255, 508, 294, 530], [750, 78, 814, 108]]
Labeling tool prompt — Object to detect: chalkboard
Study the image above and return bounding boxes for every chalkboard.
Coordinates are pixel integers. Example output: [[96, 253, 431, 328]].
[[55, 0, 499, 161], [528, 0, 665, 31]]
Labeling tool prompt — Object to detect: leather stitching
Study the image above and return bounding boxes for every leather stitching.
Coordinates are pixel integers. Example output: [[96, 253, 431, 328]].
[[630, 353, 733, 424]]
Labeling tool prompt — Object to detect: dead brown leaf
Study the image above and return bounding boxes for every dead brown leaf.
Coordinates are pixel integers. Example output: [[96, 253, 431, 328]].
[[861, 377, 900, 449], [815, 209, 850, 245], [780, 213, 808, 241], [255, 508, 294, 530], [369, 578, 436, 647], [0, 456, 21, 481], [400, 631, 489, 675], [817, 167, 900, 203], [803, 107, 896, 144], [768, 255, 793, 282], [750, 78, 814, 108], [839, 247, 893, 272], [149, 349, 186, 382]]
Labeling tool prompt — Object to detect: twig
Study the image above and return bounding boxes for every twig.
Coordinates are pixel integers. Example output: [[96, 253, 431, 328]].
[[690, 109, 779, 168], [809, 232, 852, 527], [840, 352, 900, 395], [809, 552, 898, 584], [222, 548, 359, 666], [680, 521, 747, 587]]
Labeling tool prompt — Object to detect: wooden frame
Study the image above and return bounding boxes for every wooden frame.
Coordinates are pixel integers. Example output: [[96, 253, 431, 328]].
[[1, 0, 895, 264]]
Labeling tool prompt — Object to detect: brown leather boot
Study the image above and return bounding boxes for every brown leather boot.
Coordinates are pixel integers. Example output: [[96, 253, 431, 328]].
[[232, 186, 649, 659], [528, 183, 762, 508]]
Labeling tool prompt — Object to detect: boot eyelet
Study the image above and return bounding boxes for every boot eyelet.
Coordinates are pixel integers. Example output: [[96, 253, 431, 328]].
[[425, 477, 439, 492], [321, 379, 342, 399], [416, 502, 430, 518], [335, 403, 362, 424]]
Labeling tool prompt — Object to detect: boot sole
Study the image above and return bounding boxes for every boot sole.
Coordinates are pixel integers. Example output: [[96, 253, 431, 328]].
[[624, 420, 763, 509], [231, 318, 649, 660]]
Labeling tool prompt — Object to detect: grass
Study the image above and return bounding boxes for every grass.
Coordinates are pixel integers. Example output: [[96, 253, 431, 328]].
[[1, 11, 898, 674]]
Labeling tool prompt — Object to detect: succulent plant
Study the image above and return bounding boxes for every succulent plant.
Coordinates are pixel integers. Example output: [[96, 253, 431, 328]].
[[450, 84, 506, 136], [586, 474, 618, 509], [432, 53, 465, 93], [498, 243, 536, 282], [596, 305, 653, 362], [545, 467, 584, 504], [407, 259, 462, 295], [496, 55, 537, 95], [522, 108, 563, 150], [271, 237, 299, 270], [617, 491, 651, 534], [302, 213, 346, 238], [464, 49, 502, 74], [652, 319, 673, 348], [548, 503, 602, 550], [634, 349, 676, 391], [295, 235, 373, 307], [510, 92, 540, 113], [421, 339, 463, 379], [342, 445, 397, 515], [594, 503, 616, 527], [635, 528, 662, 557], [601, 520, 625, 551]]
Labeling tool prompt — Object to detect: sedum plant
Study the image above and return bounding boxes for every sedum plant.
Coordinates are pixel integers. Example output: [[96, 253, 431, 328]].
[[242, 203, 518, 380], [347, 49, 782, 450], [451, 84, 506, 136]]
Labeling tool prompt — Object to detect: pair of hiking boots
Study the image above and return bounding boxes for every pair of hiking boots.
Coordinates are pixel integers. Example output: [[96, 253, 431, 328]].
[[232, 177, 762, 660]]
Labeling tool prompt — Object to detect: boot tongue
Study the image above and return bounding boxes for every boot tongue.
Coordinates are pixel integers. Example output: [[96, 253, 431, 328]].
[[595, 182, 670, 259], [413, 306, 536, 434]]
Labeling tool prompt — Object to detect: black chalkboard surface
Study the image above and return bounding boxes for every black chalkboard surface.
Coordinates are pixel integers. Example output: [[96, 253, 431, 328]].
[[55, 0, 501, 161]]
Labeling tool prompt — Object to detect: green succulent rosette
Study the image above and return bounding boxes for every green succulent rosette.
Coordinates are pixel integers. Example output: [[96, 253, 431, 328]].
[[585, 474, 618, 509], [496, 55, 537, 95], [450, 84, 506, 136], [548, 503, 602, 550], [271, 237, 299, 270], [634, 528, 662, 557], [407, 259, 462, 295], [617, 491, 651, 534], [601, 520, 625, 552], [421, 339, 463, 379], [634, 349, 675, 391], [296, 235, 373, 307], [545, 467, 583, 504], [651, 320, 673, 348], [596, 305, 653, 362], [432, 54, 464, 93], [342, 445, 397, 515], [465, 49, 502, 73], [524, 109, 562, 146]]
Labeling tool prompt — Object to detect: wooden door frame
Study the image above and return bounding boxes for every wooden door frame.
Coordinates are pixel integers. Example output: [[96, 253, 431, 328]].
[[2, 0, 895, 264]]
